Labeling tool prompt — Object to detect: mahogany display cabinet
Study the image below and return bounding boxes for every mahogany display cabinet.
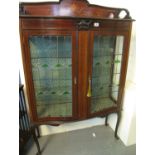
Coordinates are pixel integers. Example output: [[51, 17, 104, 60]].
[[19, 0, 134, 154]]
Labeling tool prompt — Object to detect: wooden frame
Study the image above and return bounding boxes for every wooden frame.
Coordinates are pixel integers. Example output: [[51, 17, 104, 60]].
[[87, 29, 132, 118], [21, 30, 78, 122]]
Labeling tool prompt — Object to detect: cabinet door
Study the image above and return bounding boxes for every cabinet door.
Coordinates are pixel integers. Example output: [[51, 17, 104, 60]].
[[23, 30, 77, 121], [88, 31, 125, 116]]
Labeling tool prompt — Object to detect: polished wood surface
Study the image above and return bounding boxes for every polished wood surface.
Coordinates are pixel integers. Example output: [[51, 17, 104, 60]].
[[19, 0, 134, 124], [77, 31, 89, 119], [19, 0, 131, 20]]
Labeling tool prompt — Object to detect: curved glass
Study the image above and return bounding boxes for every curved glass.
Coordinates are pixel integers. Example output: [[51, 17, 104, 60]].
[[91, 35, 124, 113], [29, 35, 72, 117]]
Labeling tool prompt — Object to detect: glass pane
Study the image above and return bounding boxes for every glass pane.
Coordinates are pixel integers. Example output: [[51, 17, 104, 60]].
[[29, 35, 72, 118], [91, 35, 124, 113]]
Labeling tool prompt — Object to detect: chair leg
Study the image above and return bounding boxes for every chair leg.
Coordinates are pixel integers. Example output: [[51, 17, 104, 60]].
[[31, 126, 41, 155], [115, 111, 121, 139]]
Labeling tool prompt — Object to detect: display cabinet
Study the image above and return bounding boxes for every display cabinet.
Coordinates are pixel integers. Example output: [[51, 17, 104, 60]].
[[19, 1, 134, 152]]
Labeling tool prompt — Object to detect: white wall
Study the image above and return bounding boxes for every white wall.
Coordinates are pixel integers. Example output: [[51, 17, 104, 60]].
[[19, 0, 136, 146]]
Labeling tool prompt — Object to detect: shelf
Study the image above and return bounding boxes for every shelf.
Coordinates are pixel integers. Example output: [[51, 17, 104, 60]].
[[91, 97, 117, 113], [92, 91, 118, 98], [37, 102, 72, 117]]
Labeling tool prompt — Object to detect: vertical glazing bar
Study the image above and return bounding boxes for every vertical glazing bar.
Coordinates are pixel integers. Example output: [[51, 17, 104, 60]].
[[109, 36, 117, 99]]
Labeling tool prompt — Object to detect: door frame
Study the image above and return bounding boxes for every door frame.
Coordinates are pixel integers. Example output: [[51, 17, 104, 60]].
[[87, 30, 131, 117], [21, 30, 78, 122]]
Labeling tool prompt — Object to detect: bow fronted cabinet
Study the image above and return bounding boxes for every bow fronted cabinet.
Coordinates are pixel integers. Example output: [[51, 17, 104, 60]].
[[19, 0, 135, 142]]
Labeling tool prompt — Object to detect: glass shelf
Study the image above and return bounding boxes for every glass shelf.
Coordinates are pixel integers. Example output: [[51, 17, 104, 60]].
[[37, 102, 72, 117]]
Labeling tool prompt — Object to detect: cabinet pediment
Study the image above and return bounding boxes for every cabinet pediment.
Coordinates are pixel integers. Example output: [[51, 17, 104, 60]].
[[20, 0, 132, 20]]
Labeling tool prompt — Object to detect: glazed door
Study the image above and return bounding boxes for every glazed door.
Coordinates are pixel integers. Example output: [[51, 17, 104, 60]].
[[88, 31, 125, 116], [23, 30, 77, 121]]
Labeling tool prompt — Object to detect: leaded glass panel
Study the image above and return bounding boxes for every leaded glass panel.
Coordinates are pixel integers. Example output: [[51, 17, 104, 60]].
[[29, 35, 72, 117], [91, 35, 124, 113]]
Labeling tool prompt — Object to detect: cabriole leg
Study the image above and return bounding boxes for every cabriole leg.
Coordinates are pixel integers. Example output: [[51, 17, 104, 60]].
[[115, 111, 121, 139], [105, 115, 108, 126]]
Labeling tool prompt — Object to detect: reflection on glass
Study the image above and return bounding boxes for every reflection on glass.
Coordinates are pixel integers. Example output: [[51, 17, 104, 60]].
[[29, 36, 72, 117], [91, 36, 124, 113]]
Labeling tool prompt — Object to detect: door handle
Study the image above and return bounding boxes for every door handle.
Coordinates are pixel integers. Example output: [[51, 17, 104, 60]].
[[74, 77, 77, 85], [87, 76, 92, 97]]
